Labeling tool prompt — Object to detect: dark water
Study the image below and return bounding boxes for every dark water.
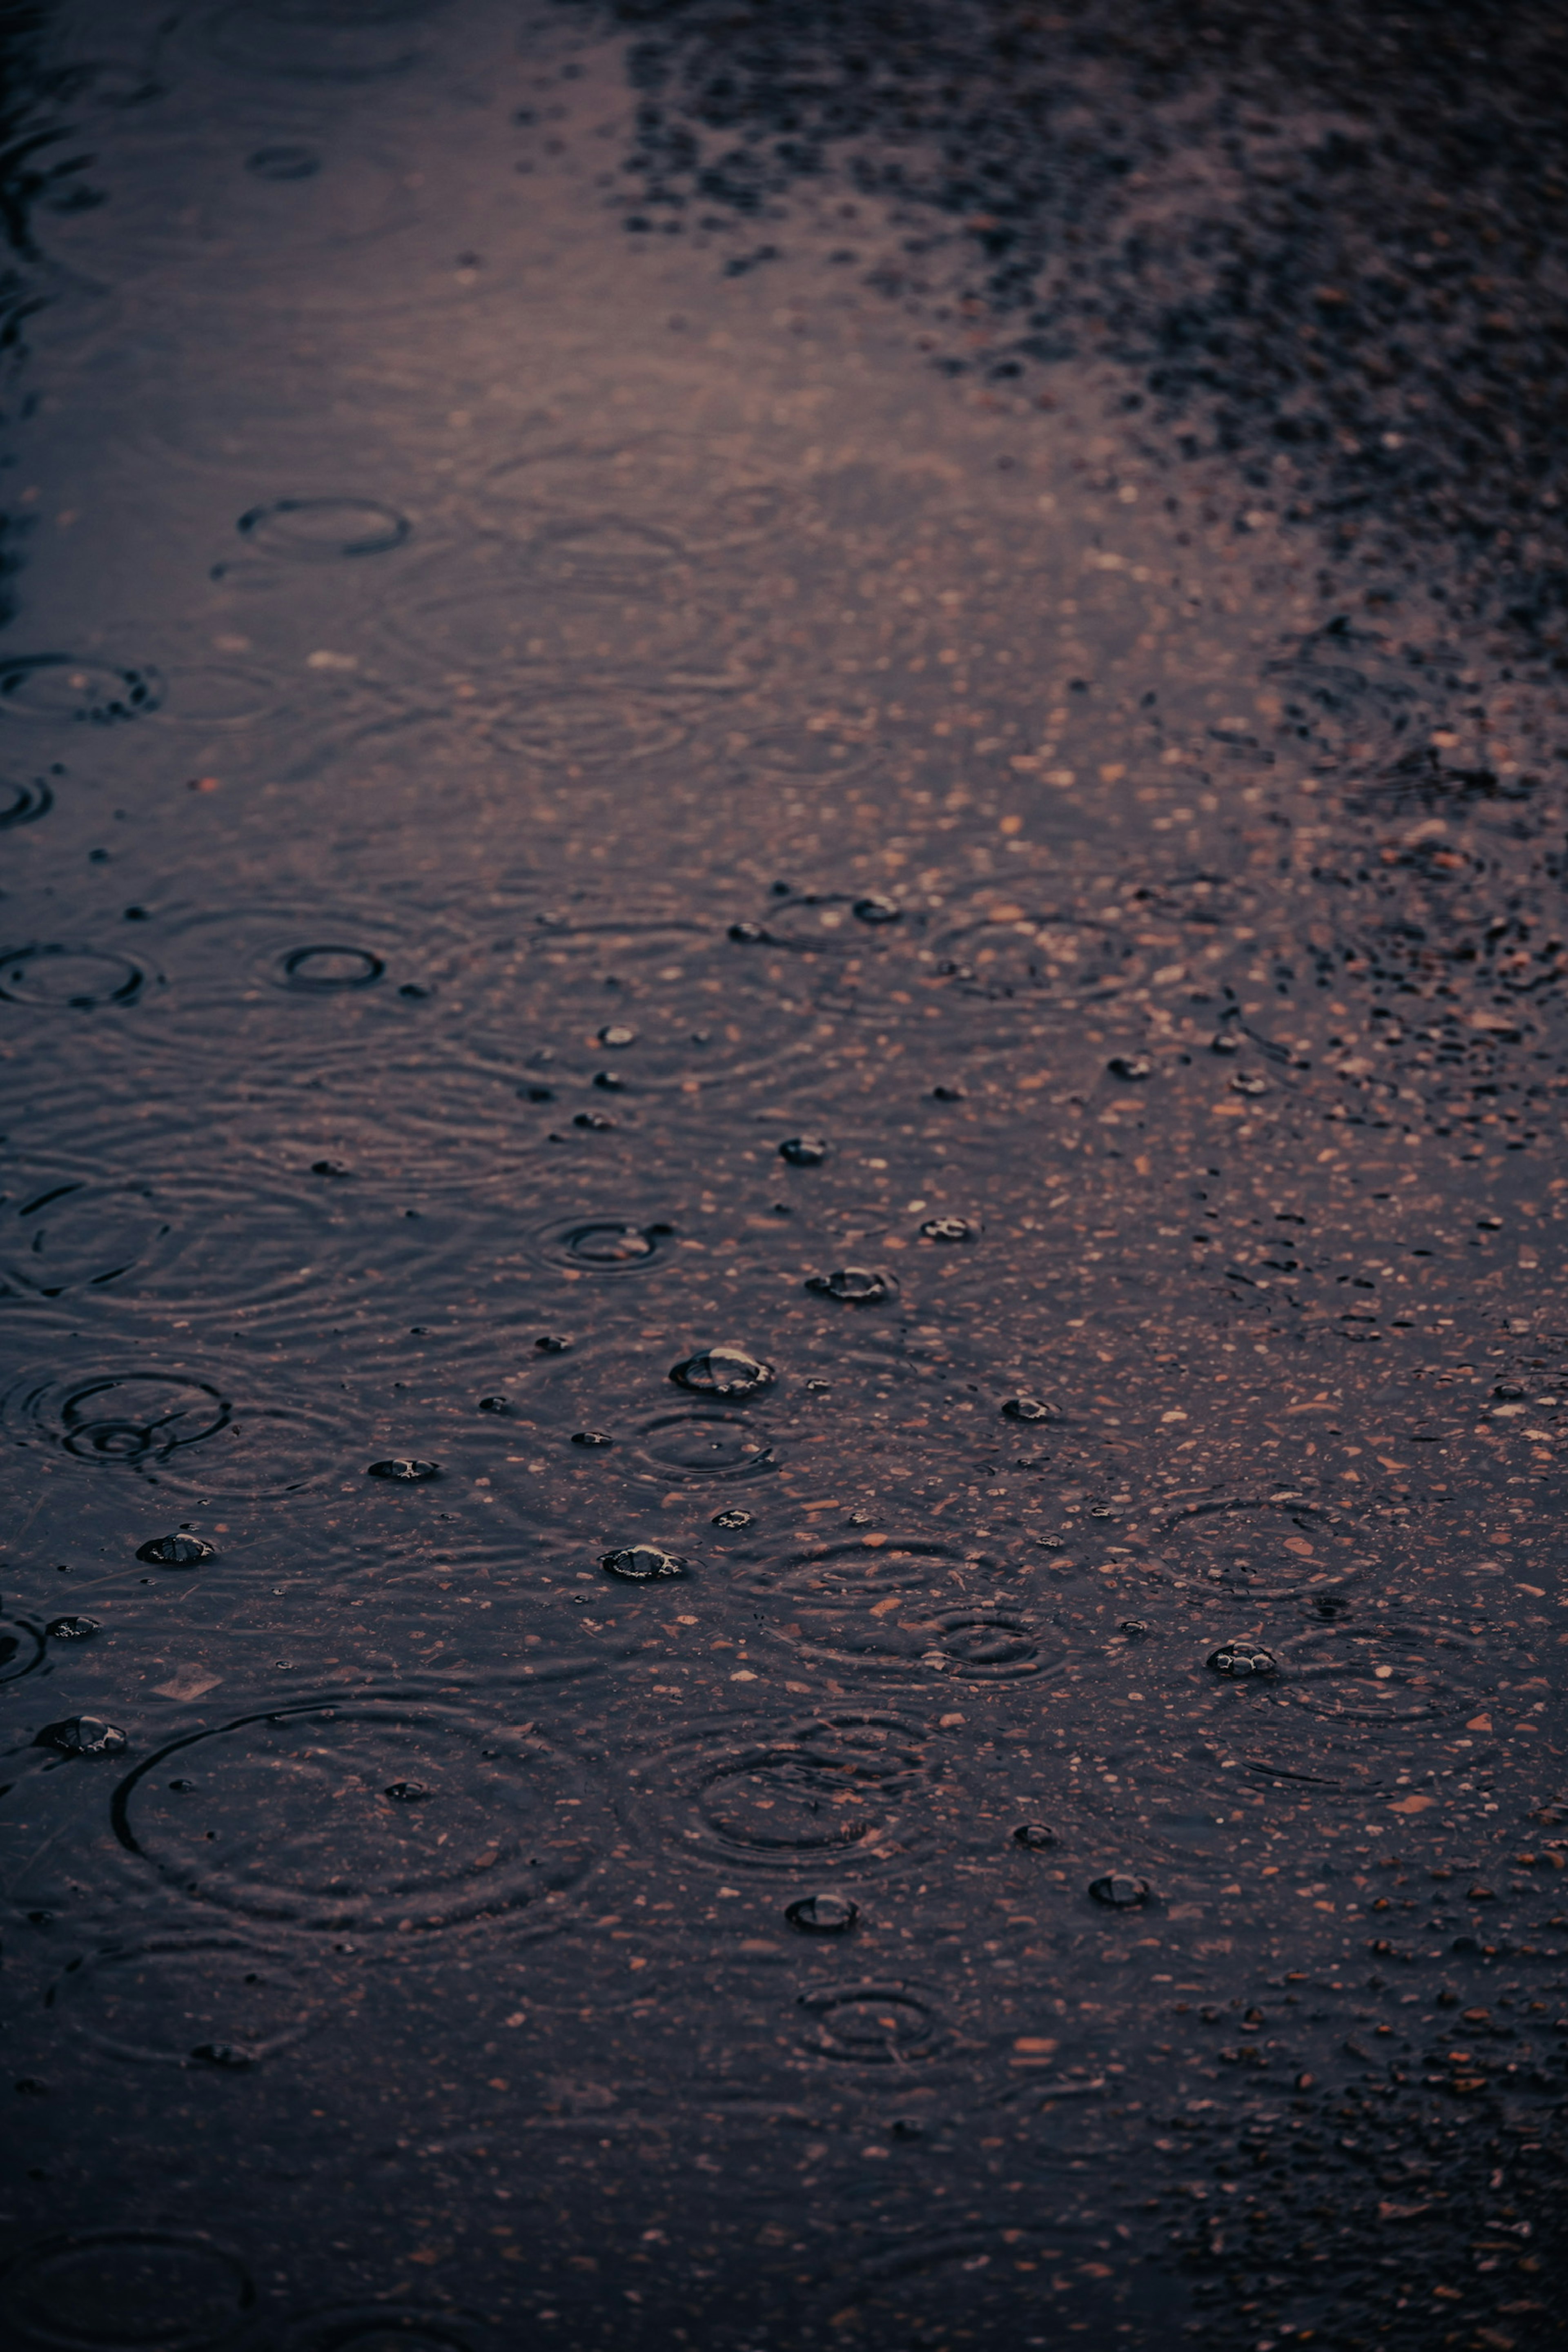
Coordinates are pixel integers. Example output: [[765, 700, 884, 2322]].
[[2, 4, 1567, 2348]]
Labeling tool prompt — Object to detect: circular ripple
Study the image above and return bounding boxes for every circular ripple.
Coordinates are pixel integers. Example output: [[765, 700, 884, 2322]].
[[48, 1936, 319, 2067], [1263, 1624, 1480, 1725], [753, 893, 922, 952], [0, 655, 164, 726], [797, 1980, 944, 2065], [0, 2231, 254, 2351], [535, 1216, 673, 1275], [4, 1369, 230, 1468], [154, 1402, 342, 1499], [0, 945, 147, 1010], [629, 1711, 945, 1876], [1154, 1492, 1365, 1599], [276, 944, 386, 993], [930, 902, 1114, 1001], [0, 1618, 45, 1684], [277, 2311, 490, 2352], [115, 1702, 600, 1935], [0, 1176, 170, 1299], [745, 1540, 1048, 1682], [521, 517, 685, 592], [0, 773, 53, 828], [238, 497, 410, 562], [204, 1, 444, 82], [635, 1412, 777, 1482], [475, 432, 804, 557]]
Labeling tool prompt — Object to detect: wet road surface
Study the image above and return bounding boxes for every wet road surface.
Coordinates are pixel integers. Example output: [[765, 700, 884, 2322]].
[[1, 4, 1566, 2348]]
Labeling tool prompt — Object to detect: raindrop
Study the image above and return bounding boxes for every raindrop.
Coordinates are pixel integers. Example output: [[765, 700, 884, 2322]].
[[573, 1110, 615, 1130], [383, 1780, 430, 1803], [46, 1615, 100, 1641], [713, 1508, 754, 1530], [670, 1345, 775, 1399], [601, 1545, 687, 1582], [38, 1716, 127, 1757], [779, 1135, 827, 1167], [478, 1396, 512, 1414], [591, 1071, 624, 1091], [919, 1217, 974, 1244], [853, 896, 901, 925], [244, 143, 321, 181], [786, 1893, 859, 1934], [136, 1533, 217, 1567], [806, 1267, 893, 1305], [1231, 1072, 1270, 1097], [1089, 1872, 1150, 1909], [1118, 1619, 1149, 1638], [728, 921, 765, 944], [536, 1334, 573, 1352], [276, 944, 385, 992], [931, 1084, 965, 1102], [1013, 1823, 1057, 1850], [571, 1430, 615, 1449], [1207, 1642, 1278, 1677], [367, 1459, 439, 1482], [598, 1023, 636, 1047], [1107, 1054, 1151, 1081], [310, 1159, 350, 1179], [1002, 1396, 1058, 1423], [1493, 1381, 1526, 1401], [1211, 1030, 1241, 1055], [237, 495, 408, 559]]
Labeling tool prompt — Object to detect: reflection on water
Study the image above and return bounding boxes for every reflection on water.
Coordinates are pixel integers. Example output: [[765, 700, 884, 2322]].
[[0, 1, 1566, 2347]]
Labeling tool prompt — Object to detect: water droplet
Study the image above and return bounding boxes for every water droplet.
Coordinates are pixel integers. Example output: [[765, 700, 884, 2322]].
[[45, 1615, 99, 1641], [136, 1533, 217, 1567], [38, 1716, 127, 1757], [367, 1459, 439, 1482], [1002, 1395, 1058, 1423], [1013, 1823, 1057, 1850], [1208, 1642, 1278, 1677], [779, 1135, 828, 1166], [310, 1158, 350, 1179], [670, 1345, 775, 1399], [383, 1780, 430, 1803], [786, 1893, 859, 1934], [1493, 1381, 1526, 1401], [931, 1083, 965, 1102], [728, 921, 765, 944], [478, 1396, 511, 1414], [806, 1267, 893, 1305], [572, 1110, 615, 1130], [237, 495, 408, 558], [1089, 1871, 1151, 1909], [591, 1070, 624, 1091], [188, 2041, 254, 2070], [536, 1334, 573, 1352], [571, 1430, 615, 1449], [713, 1508, 754, 1530], [852, 896, 901, 926], [0, 2231, 254, 2349], [1231, 1072, 1269, 1097], [276, 944, 384, 993], [244, 144, 321, 182], [598, 1023, 636, 1047], [1118, 1619, 1149, 1639], [918, 1216, 975, 1244], [1107, 1054, 1151, 1081], [601, 1545, 687, 1582], [1211, 1030, 1241, 1055]]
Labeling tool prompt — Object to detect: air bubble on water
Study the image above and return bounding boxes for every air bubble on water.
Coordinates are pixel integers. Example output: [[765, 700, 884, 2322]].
[[574, 1110, 615, 1130], [602, 1544, 688, 1582], [189, 2041, 255, 2069], [537, 1334, 573, 1352], [1211, 1031, 1241, 1056], [919, 1216, 974, 1243], [728, 921, 765, 944], [931, 1084, 965, 1101], [478, 1396, 512, 1413], [598, 1023, 636, 1047], [853, 896, 900, 925], [571, 1430, 615, 1448], [779, 1135, 827, 1166], [38, 1715, 126, 1757], [1208, 1641, 1277, 1677], [1002, 1396, 1058, 1423], [367, 1459, 439, 1482], [711, 1508, 755, 1533], [1118, 1619, 1149, 1639], [1013, 1823, 1057, 1850], [45, 1615, 100, 1640], [592, 1071, 624, 1091], [383, 1780, 430, 1802], [1089, 1871, 1150, 1909], [806, 1267, 893, 1305], [136, 1532, 218, 1566], [1231, 1072, 1269, 1096], [786, 1893, 859, 1933], [671, 1345, 776, 1399], [1107, 1055, 1151, 1081]]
